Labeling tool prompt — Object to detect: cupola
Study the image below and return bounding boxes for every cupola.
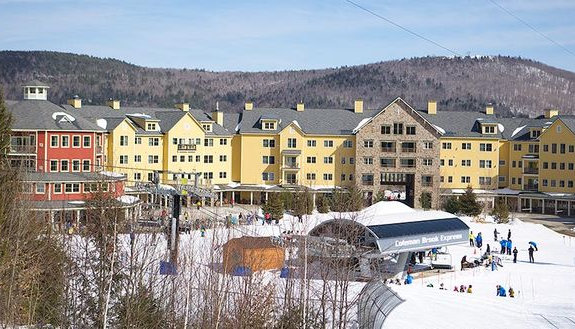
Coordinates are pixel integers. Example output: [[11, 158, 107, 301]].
[[22, 80, 49, 100]]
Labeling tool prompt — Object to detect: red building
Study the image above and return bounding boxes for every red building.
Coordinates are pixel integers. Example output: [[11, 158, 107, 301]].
[[6, 81, 138, 226]]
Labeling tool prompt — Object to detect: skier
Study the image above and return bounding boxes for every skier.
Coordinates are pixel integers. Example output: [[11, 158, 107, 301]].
[[476, 232, 483, 249], [200, 225, 206, 237], [509, 287, 515, 298], [486, 243, 491, 254], [418, 251, 424, 264], [500, 239, 507, 254], [529, 241, 538, 251], [528, 245, 535, 263], [469, 231, 475, 247], [512, 247, 518, 263], [467, 285, 473, 294], [459, 285, 466, 293], [496, 285, 507, 297], [494, 228, 499, 241], [506, 239, 512, 256], [507, 229, 511, 240]]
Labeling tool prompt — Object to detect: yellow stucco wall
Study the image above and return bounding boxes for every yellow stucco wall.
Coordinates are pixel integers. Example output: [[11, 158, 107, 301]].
[[539, 120, 575, 193]]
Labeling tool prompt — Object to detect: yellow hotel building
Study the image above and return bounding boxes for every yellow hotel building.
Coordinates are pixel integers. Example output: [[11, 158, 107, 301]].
[[54, 91, 575, 214]]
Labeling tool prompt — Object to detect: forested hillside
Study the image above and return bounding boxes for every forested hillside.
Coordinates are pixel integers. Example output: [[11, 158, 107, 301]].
[[1, 51, 574, 116]]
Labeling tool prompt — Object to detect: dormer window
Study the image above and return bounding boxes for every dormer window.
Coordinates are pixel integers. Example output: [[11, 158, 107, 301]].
[[530, 129, 541, 139], [262, 120, 277, 130], [482, 124, 497, 134], [202, 123, 213, 132], [146, 123, 157, 131]]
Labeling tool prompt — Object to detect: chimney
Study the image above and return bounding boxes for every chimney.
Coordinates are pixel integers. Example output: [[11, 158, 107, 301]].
[[354, 99, 364, 113], [544, 109, 559, 119], [67, 95, 82, 109], [175, 102, 189, 112], [427, 100, 437, 115], [244, 101, 254, 111], [296, 102, 304, 112], [486, 103, 494, 115], [212, 101, 224, 126], [107, 98, 120, 110]]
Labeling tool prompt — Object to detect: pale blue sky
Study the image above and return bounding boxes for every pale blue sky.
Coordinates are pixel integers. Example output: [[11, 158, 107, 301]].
[[1, 0, 574, 72]]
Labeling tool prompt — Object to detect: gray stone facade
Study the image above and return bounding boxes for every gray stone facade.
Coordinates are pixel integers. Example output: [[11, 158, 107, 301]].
[[355, 100, 441, 209]]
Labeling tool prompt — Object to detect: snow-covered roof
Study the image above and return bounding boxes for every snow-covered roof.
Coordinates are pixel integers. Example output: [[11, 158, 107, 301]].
[[352, 117, 372, 134]]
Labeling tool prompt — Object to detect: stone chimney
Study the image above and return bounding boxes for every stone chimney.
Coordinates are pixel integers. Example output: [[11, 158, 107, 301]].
[[107, 98, 120, 110], [244, 101, 254, 111], [544, 109, 559, 119], [486, 103, 494, 115], [67, 95, 82, 109], [354, 99, 364, 113], [176, 102, 189, 112], [296, 102, 304, 112], [427, 100, 437, 115]]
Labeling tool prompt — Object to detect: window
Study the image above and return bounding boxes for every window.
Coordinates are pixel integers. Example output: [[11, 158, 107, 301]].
[[148, 155, 159, 164], [479, 160, 492, 168], [462, 143, 471, 150], [401, 142, 416, 153], [499, 160, 506, 166], [442, 142, 452, 150], [380, 158, 396, 168], [149, 137, 160, 146], [61, 135, 70, 147], [83, 136, 91, 147], [135, 137, 142, 145], [560, 144, 566, 154], [361, 174, 373, 185], [147, 173, 154, 181], [50, 160, 58, 172], [263, 139, 276, 147], [343, 140, 353, 148], [180, 155, 185, 162], [203, 172, 214, 180], [560, 180, 565, 188], [448, 159, 453, 166], [363, 157, 373, 165], [72, 136, 81, 147], [173, 138, 178, 145], [196, 155, 200, 162], [323, 173, 333, 181], [54, 183, 62, 193], [448, 176, 453, 183], [120, 136, 128, 146], [82, 160, 90, 172], [204, 155, 214, 163], [188, 155, 193, 162], [381, 141, 395, 152], [119, 155, 128, 164], [400, 158, 416, 168], [363, 140, 374, 148], [543, 144, 549, 152], [51, 135, 59, 147], [423, 141, 433, 150], [570, 145, 575, 153], [220, 138, 228, 145], [60, 160, 69, 172], [569, 163, 574, 170], [543, 162, 548, 169], [511, 177, 516, 185], [134, 155, 141, 163], [307, 140, 316, 147], [440, 159, 445, 166], [440, 176, 444, 183], [421, 176, 433, 187], [341, 157, 346, 164], [349, 157, 355, 164], [64, 183, 80, 193], [381, 125, 391, 134], [341, 174, 346, 181], [324, 140, 334, 147], [323, 157, 333, 164], [551, 143, 557, 154], [479, 177, 492, 185], [479, 143, 493, 152], [405, 126, 416, 135], [483, 125, 496, 134], [531, 129, 541, 138], [36, 183, 45, 194], [422, 159, 433, 166], [513, 144, 522, 151], [560, 163, 566, 170], [134, 173, 141, 180], [461, 160, 471, 167], [569, 181, 574, 188], [512, 161, 516, 168], [204, 138, 213, 147], [460, 176, 471, 183], [349, 174, 354, 181], [262, 122, 275, 130], [262, 156, 275, 164], [551, 162, 557, 169], [219, 172, 227, 179], [381, 173, 406, 183], [393, 123, 403, 135], [202, 123, 213, 132], [557, 125, 562, 133], [551, 180, 556, 187], [306, 156, 316, 164], [306, 173, 316, 180], [147, 123, 157, 130], [528, 144, 539, 153], [262, 172, 275, 181], [220, 155, 227, 162], [499, 176, 506, 182], [288, 138, 297, 148]]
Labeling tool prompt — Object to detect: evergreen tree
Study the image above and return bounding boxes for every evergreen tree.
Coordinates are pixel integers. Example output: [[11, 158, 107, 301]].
[[443, 196, 460, 214], [316, 193, 329, 213], [490, 200, 510, 223], [292, 189, 313, 220], [420, 192, 432, 210], [262, 193, 284, 220], [458, 186, 483, 217]]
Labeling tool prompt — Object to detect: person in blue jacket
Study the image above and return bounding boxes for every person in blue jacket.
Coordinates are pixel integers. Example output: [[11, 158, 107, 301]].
[[496, 285, 506, 297], [404, 274, 413, 285], [529, 241, 538, 251], [500, 239, 507, 254], [476, 232, 483, 249], [506, 239, 512, 255]]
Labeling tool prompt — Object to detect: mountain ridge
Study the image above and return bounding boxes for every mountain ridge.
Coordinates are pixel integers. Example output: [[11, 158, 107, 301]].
[[1, 50, 574, 117]]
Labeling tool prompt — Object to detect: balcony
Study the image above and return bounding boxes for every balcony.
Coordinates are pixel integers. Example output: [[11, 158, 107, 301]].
[[96, 145, 104, 154], [177, 144, 197, 152], [523, 168, 539, 175], [401, 145, 416, 153], [282, 162, 300, 170], [523, 184, 538, 191], [9, 144, 36, 154]]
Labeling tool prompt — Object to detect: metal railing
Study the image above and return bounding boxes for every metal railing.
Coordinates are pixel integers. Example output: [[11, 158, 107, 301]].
[[523, 168, 539, 174], [9, 145, 36, 154], [177, 144, 197, 151], [523, 184, 538, 191]]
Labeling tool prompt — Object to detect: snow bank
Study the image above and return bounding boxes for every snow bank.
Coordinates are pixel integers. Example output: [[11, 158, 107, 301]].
[[432, 124, 446, 134], [352, 117, 372, 133], [127, 113, 152, 119], [227, 182, 240, 188], [100, 171, 125, 178], [116, 195, 140, 204]]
